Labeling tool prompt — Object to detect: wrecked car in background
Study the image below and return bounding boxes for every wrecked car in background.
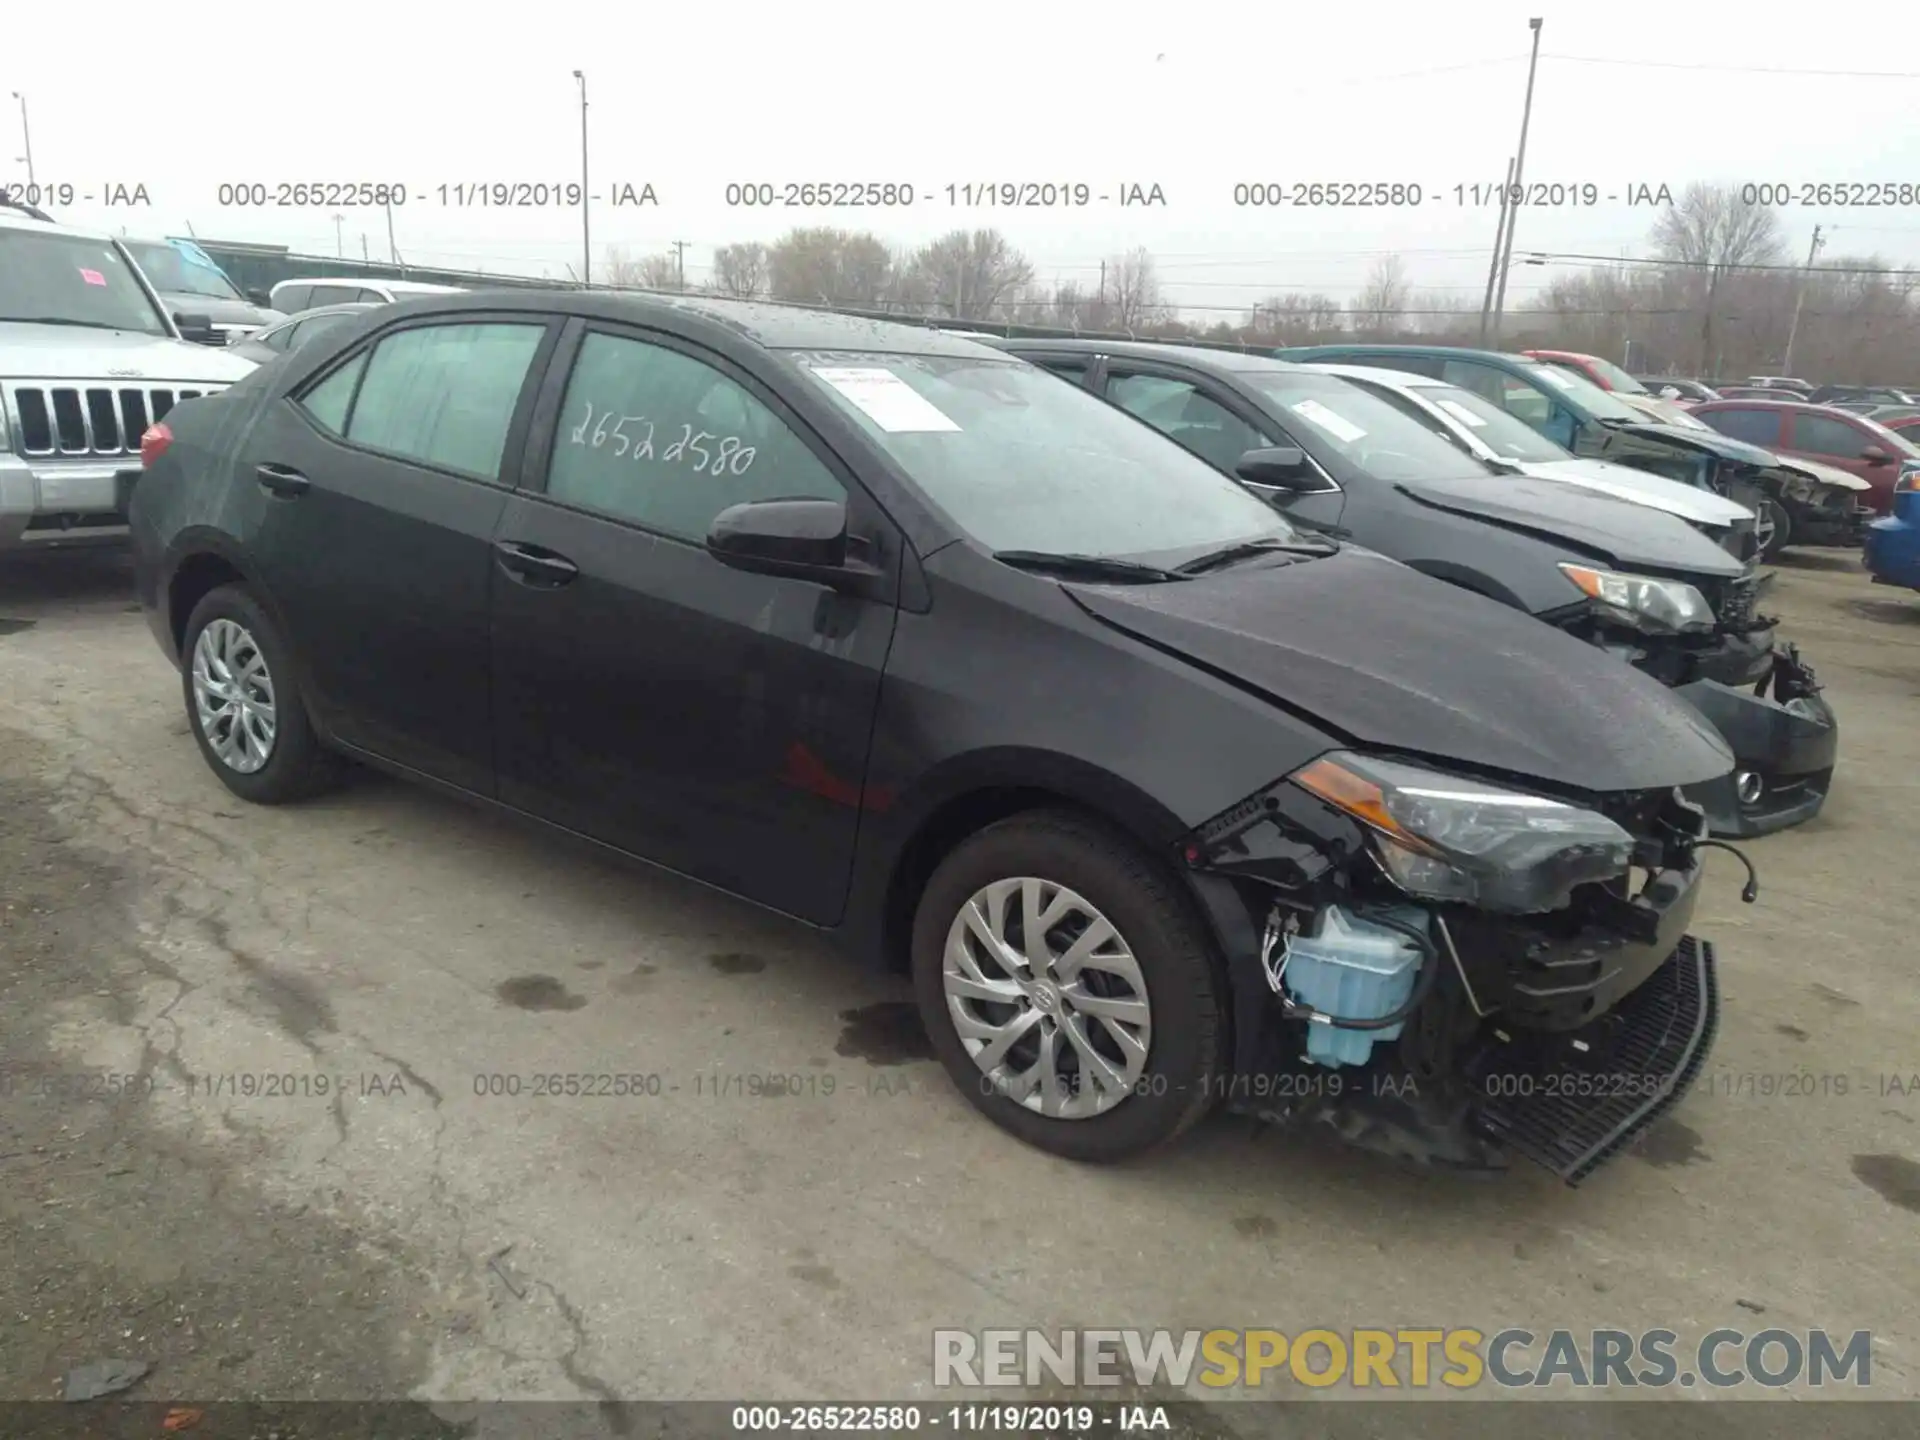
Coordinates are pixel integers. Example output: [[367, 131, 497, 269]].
[[131, 291, 1743, 1184], [1275, 344, 1832, 561], [993, 339, 1836, 840]]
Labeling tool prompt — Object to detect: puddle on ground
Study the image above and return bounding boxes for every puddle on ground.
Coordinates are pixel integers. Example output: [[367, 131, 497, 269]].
[[708, 952, 766, 975], [495, 975, 588, 1012], [835, 1001, 932, 1065], [1852, 1154, 1920, 1213], [0, 618, 36, 636], [1632, 1118, 1710, 1169]]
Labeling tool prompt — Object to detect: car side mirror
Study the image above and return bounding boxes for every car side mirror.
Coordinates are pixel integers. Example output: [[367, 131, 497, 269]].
[[173, 311, 217, 342], [1235, 446, 1317, 490], [706, 497, 876, 591], [1861, 445, 1891, 465]]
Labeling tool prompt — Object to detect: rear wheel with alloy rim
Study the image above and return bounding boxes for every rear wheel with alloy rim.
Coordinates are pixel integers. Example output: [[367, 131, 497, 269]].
[[181, 584, 342, 804], [911, 810, 1226, 1160]]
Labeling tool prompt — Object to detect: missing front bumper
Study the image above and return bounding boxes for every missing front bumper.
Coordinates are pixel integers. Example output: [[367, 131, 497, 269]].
[[1676, 645, 1838, 838], [1468, 936, 1719, 1185]]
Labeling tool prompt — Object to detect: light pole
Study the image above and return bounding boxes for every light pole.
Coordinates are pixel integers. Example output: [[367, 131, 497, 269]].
[[10, 91, 34, 190], [1782, 224, 1824, 374], [573, 71, 590, 287], [1489, 18, 1544, 346]]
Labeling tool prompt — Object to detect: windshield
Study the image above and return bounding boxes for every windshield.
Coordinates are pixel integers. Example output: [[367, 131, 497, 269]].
[[1238, 371, 1491, 481], [122, 240, 245, 301], [1412, 384, 1570, 462], [1518, 361, 1644, 422], [1568, 354, 1646, 393], [0, 229, 171, 334], [786, 350, 1296, 559], [1857, 414, 1920, 458]]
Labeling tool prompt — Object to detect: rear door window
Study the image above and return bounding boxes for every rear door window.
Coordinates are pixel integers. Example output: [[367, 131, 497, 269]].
[[308, 284, 362, 307], [343, 322, 547, 480], [1706, 407, 1786, 447], [274, 284, 313, 313], [1788, 412, 1869, 459]]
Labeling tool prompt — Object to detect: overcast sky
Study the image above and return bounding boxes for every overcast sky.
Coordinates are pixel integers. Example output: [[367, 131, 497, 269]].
[[9, 0, 1920, 315]]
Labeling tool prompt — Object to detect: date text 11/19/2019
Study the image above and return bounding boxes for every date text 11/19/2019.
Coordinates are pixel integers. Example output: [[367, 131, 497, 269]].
[[729, 1404, 1174, 1432]]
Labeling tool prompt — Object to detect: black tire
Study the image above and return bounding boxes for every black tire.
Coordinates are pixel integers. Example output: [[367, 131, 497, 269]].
[[1759, 498, 1792, 560], [180, 583, 342, 804], [910, 809, 1227, 1161]]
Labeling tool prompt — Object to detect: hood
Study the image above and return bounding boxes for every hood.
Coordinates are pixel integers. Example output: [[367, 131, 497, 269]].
[[157, 292, 281, 328], [1516, 458, 1753, 526], [1065, 548, 1734, 794], [1617, 419, 1781, 467], [1773, 455, 1871, 492], [1394, 473, 1748, 578], [0, 321, 258, 382]]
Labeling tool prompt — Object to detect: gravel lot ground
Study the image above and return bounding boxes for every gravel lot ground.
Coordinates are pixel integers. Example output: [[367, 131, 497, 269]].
[[1, 547, 1915, 1437]]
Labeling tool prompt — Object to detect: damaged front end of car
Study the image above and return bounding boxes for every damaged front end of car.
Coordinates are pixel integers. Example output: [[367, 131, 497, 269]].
[[1179, 756, 1748, 1186], [1546, 562, 1838, 838]]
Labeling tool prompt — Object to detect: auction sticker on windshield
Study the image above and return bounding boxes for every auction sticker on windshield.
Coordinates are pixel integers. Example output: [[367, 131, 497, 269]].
[[809, 366, 961, 432], [1290, 398, 1367, 443], [1435, 398, 1488, 428]]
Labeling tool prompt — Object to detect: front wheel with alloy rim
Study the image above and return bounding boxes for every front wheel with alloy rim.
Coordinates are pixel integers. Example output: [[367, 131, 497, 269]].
[[181, 583, 342, 804], [1757, 498, 1790, 559], [911, 811, 1227, 1161]]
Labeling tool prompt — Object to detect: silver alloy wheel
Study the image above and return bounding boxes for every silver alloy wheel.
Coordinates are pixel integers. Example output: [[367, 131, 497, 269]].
[[191, 618, 278, 774], [941, 876, 1152, 1119]]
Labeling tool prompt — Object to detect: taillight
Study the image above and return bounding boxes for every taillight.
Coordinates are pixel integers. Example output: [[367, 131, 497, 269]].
[[139, 421, 173, 469]]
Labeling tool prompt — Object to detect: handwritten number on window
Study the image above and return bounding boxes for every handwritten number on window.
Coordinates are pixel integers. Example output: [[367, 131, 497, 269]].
[[565, 401, 754, 474]]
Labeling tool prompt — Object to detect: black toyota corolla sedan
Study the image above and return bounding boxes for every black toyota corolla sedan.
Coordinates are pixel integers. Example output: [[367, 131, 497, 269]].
[[127, 291, 1741, 1183]]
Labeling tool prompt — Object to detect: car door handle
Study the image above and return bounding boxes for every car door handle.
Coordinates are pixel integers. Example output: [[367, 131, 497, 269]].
[[255, 463, 310, 497], [493, 539, 579, 586]]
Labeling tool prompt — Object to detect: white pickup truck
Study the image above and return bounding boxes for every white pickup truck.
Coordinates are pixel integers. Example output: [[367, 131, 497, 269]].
[[1, 205, 255, 552]]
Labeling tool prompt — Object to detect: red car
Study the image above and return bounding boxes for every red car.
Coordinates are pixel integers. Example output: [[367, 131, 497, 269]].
[[1522, 348, 1644, 393], [1690, 397, 1919, 517]]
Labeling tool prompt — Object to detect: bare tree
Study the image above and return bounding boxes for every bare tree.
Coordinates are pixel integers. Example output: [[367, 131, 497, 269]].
[[1650, 183, 1784, 371], [903, 229, 1036, 320], [1105, 248, 1167, 330], [767, 227, 895, 307], [1350, 254, 1411, 338], [600, 246, 648, 288], [711, 242, 768, 299], [635, 252, 684, 290], [1247, 292, 1344, 344]]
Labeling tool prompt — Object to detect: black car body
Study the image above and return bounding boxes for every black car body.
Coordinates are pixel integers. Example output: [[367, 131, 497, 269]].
[[129, 291, 1741, 1184], [994, 339, 1836, 840], [227, 303, 380, 367]]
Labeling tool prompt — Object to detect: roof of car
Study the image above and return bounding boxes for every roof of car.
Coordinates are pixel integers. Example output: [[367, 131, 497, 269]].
[[1523, 348, 1597, 362], [989, 336, 1296, 372], [391, 289, 1013, 358], [273, 277, 466, 295], [1298, 361, 1449, 388], [1281, 343, 1539, 367], [264, 302, 379, 327], [0, 208, 116, 242], [1694, 397, 1839, 412]]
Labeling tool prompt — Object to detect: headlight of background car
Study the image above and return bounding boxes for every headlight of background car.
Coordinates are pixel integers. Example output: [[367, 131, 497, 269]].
[[1559, 563, 1714, 634], [1292, 752, 1635, 914]]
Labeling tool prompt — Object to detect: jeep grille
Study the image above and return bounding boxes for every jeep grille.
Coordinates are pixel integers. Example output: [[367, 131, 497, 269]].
[[3, 382, 227, 458]]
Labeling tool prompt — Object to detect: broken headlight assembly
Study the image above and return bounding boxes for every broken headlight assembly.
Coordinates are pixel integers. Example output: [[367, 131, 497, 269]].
[[1292, 752, 1634, 914], [1559, 563, 1715, 635]]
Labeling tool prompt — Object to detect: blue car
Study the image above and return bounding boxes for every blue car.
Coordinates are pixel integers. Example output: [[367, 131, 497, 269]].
[[1864, 464, 1920, 591]]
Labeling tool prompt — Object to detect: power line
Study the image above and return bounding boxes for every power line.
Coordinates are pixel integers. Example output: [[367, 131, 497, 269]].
[[1542, 52, 1920, 79], [1529, 249, 1920, 277]]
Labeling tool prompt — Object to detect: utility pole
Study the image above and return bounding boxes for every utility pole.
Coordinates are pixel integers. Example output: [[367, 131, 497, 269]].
[[1477, 155, 1516, 343], [332, 213, 345, 257], [672, 239, 688, 290], [1782, 224, 1824, 374], [385, 195, 401, 266], [9, 92, 32, 189], [361, 234, 369, 261], [1489, 17, 1545, 347], [573, 71, 591, 287]]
